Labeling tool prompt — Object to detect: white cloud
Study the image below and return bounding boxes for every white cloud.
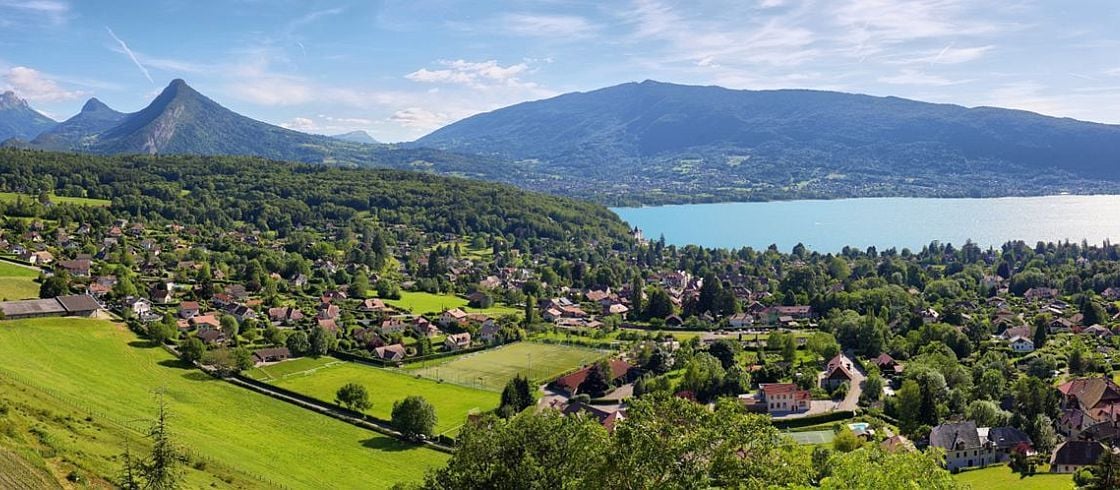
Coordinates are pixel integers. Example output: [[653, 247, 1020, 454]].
[[281, 117, 316, 131], [0, 0, 69, 24], [1106, 67, 1120, 77], [501, 13, 596, 38], [390, 107, 453, 131], [2, 66, 87, 102], [405, 59, 535, 89]]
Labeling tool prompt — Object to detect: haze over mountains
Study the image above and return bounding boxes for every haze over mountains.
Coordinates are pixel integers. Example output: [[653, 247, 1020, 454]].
[[4, 79, 1120, 205]]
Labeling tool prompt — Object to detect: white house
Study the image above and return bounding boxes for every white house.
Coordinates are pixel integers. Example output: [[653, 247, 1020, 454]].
[[1008, 336, 1035, 353], [930, 421, 997, 472]]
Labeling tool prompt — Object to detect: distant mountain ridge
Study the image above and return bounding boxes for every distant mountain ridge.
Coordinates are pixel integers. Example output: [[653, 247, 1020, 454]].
[[415, 80, 1120, 204], [0, 91, 56, 142], [332, 130, 379, 144], [11, 79, 518, 181]]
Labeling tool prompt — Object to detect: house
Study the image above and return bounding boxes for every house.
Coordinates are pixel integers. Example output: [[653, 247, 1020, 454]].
[[920, 308, 940, 324], [317, 303, 340, 320], [872, 353, 904, 377], [444, 332, 472, 351], [317, 318, 339, 333], [252, 347, 291, 364], [412, 317, 441, 337], [380, 318, 407, 335], [57, 258, 91, 277], [764, 305, 813, 324], [759, 383, 811, 414], [1083, 324, 1113, 339], [1050, 441, 1106, 473], [998, 325, 1031, 341], [440, 308, 468, 327], [267, 306, 304, 325], [479, 322, 501, 343], [880, 435, 915, 453], [1024, 287, 1058, 301], [196, 328, 225, 346], [929, 421, 997, 472], [149, 283, 173, 303], [822, 361, 855, 391], [360, 298, 387, 312], [728, 312, 753, 329], [985, 427, 1033, 461], [550, 359, 636, 397], [1057, 377, 1120, 437], [124, 297, 152, 317], [178, 301, 201, 319], [190, 314, 221, 329], [1008, 336, 1035, 353], [374, 344, 406, 362], [560, 401, 627, 432]]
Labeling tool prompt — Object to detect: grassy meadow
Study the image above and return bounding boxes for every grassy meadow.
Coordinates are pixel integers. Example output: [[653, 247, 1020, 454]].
[[384, 291, 520, 317], [0, 260, 41, 300], [952, 464, 1073, 489], [248, 356, 499, 436], [406, 341, 606, 391], [0, 192, 110, 207], [0, 318, 447, 489]]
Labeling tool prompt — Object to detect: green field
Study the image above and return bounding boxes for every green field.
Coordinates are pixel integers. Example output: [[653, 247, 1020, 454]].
[[248, 356, 499, 435], [953, 464, 1073, 489], [384, 291, 520, 317], [407, 342, 607, 391], [0, 192, 110, 207], [0, 318, 447, 488], [0, 448, 60, 490], [785, 430, 835, 445], [0, 260, 41, 300]]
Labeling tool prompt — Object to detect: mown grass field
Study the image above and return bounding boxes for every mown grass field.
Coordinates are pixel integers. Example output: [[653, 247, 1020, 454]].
[[953, 464, 1073, 489], [0, 447, 61, 490], [406, 342, 606, 391], [0, 318, 447, 489], [248, 356, 499, 435], [0, 192, 110, 207], [0, 260, 41, 300], [384, 291, 520, 317]]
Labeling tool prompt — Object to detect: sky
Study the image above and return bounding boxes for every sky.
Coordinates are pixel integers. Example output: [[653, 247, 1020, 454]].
[[1, 0, 1119, 142]]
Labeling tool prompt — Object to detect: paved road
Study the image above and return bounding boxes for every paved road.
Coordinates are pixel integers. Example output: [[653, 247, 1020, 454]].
[[834, 352, 866, 411]]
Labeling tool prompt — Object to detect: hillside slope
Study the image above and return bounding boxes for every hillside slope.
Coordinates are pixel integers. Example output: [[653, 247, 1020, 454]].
[[0, 91, 56, 142], [416, 80, 1120, 204], [30, 97, 126, 150]]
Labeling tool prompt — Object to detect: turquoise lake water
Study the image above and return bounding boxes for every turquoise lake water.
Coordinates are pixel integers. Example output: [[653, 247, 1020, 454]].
[[611, 195, 1120, 252]]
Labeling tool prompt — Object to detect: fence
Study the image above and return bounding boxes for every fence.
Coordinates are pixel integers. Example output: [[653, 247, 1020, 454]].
[[0, 367, 292, 489]]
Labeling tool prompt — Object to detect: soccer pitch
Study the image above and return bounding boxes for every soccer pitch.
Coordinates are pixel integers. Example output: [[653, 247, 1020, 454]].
[[406, 342, 608, 391]]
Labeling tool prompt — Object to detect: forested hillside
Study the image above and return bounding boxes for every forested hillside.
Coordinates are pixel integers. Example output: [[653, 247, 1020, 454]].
[[0, 149, 629, 243]]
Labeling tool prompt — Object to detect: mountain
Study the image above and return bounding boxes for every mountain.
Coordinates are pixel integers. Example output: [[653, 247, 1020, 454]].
[[332, 130, 379, 144], [30, 98, 126, 150], [0, 91, 56, 142], [415, 80, 1120, 204], [12, 79, 518, 181]]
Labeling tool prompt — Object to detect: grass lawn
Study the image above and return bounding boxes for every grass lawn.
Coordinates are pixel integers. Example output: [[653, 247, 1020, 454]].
[[0, 260, 41, 300], [784, 430, 835, 445], [0, 318, 447, 489], [0, 192, 110, 207], [384, 291, 520, 317], [248, 356, 499, 436], [953, 464, 1073, 489], [407, 341, 607, 391]]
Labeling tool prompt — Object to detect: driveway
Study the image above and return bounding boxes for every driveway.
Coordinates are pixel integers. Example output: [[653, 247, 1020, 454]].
[[834, 352, 866, 411]]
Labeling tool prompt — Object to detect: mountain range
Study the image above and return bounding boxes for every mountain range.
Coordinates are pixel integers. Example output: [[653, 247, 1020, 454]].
[[4, 79, 1120, 205], [0, 91, 56, 142]]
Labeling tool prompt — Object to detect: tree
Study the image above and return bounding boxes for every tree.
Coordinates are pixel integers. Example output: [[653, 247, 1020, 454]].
[[860, 372, 884, 405], [219, 315, 240, 342], [350, 273, 370, 298], [708, 339, 740, 369], [523, 295, 537, 327], [644, 348, 671, 375], [821, 447, 962, 489], [578, 360, 612, 397], [309, 325, 336, 356], [120, 396, 184, 490], [179, 337, 205, 364], [499, 374, 535, 418], [833, 428, 863, 452], [964, 400, 1010, 428], [286, 330, 311, 356], [39, 274, 69, 298], [679, 353, 726, 403], [644, 287, 673, 320], [202, 348, 242, 376], [806, 332, 841, 361], [896, 379, 922, 436], [392, 396, 437, 440], [1089, 449, 1120, 490], [335, 382, 373, 412]]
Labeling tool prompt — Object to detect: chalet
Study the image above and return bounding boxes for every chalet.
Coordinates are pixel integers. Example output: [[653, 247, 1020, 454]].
[[412, 317, 441, 337], [1083, 324, 1113, 339], [251, 347, 291, 364], [1023, 287, 1058, 301], [765, 305, 813, 323], [317, 303, 341, 320], [479, 322, 500, 343], [1050, 317, 1076, 333], [0, 294, 100, 320], [758, 383, 810, 414], [728, 312, 753, 329], [440, 308, 468, 327], [1050, 441, 1106, 473], [665, 315, 684, 327], [585, 289, 611, 303], [985, 427, 1033, 461], [550, 359, 636, 397], [920, 308, 940, 324], [881, 435, 915, 453], [380, 318, 407, 335], [178, 301, 201, 319], [444, 332, 472, 351], [375, 344, 406, 362], [1008, 336, 1035, 353], [124, 297, 152, 317], [211, 293, 234, 307], [225, 303, 257, 322], [930, 421, 996, 472], [872, 353, 904, 377], [605, 303, 630, 317], [822, 361, 855, 390], [190, 314, 221, 329], [196, 328, 225, 346], [317, 318, 339, 333], [998, 325, 1031, 341], [57, 258, 91, 277]]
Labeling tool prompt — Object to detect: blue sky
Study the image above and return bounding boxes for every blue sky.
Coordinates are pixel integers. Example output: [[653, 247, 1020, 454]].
[[1, 0, 1118, 142]]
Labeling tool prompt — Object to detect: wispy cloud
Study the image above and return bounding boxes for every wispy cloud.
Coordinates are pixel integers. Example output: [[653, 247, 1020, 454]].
[[105, 27, 153, 83], [878, 68, 970, 86], [406, 59, 538, 89], [500, 13, 597, 38], [390, 107, 453, 131], [0, 0, 69, 25]]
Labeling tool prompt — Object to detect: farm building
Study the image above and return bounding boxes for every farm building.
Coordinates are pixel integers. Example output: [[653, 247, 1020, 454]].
[[0, 294, 100, 320]]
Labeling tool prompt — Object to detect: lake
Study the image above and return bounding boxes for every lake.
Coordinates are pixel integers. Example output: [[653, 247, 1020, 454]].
[[612, 195, 1120, 252]]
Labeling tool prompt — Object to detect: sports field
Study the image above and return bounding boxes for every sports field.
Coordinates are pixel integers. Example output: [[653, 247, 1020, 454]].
[[0, 260, 41, 300], [785, 430, 835, 445], [248, 356, 499, 435], [384, 291, 520, 317], [407, 342, 607, 391], [0, 318, 447, 489]]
